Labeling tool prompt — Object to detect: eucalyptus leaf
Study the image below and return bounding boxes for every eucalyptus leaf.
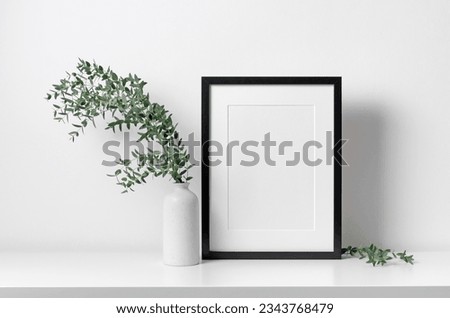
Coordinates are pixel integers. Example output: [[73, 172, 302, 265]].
[[45, 59, 194, 191], [343, 244, 414, 266]]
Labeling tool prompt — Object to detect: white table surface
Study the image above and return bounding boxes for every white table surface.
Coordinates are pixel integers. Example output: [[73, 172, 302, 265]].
[[0, 251, 448, 297]]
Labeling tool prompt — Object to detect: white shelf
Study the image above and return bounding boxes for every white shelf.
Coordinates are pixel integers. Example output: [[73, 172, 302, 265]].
[[0, 252, 448, 297]]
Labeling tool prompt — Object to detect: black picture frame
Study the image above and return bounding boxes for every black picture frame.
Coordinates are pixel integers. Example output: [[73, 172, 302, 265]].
[[202, 77, 342, 259]]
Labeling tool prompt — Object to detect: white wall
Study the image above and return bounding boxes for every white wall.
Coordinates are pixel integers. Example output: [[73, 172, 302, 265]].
[[1, 0, 449, 252]]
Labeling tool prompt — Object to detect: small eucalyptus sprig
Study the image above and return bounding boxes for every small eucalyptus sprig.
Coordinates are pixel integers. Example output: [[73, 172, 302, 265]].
[[342, 244, 414, 266], [46, 59, 193, 192]]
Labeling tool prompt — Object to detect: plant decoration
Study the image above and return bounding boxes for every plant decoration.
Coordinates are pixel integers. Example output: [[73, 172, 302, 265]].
[[342, 244, 414, 266], [46, 59, 193, 193]]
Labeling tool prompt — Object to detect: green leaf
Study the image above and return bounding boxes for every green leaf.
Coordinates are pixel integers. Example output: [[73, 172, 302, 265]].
[[45, 59, 195, 193], [342, 244, 414, 267]]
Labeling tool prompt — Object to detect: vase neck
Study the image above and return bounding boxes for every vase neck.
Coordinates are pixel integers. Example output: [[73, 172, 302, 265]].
[[173, 182, 190, 190]]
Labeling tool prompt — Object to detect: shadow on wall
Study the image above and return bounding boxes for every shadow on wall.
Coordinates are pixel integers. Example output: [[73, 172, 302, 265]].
[[342, 106, 387, 247]]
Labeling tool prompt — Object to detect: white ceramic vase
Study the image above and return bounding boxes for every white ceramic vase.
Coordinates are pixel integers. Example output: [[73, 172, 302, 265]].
[[163, 183, 200, 266]]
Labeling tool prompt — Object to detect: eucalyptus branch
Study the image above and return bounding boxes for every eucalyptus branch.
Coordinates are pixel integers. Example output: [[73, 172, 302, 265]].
[[46, 59, 193, 192], [342, 244, 414, 266]]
